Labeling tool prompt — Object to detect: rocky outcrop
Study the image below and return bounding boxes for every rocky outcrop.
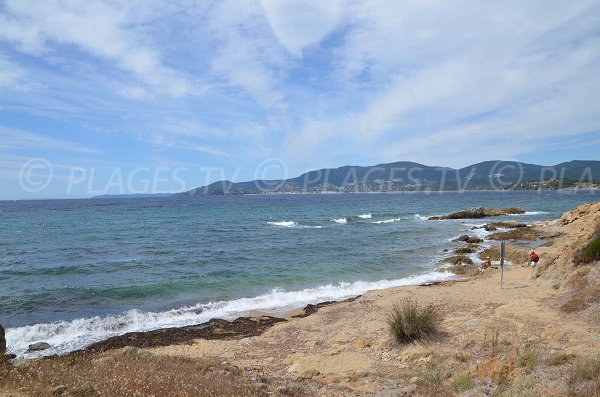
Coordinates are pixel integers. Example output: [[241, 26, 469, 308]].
[[454, 235, 483, 244], [428, 207, 525, 220], [27, 342, 51, 352], [83, 316, 286, 353]]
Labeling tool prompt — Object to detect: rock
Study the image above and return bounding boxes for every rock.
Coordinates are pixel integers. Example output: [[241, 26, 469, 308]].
[[94, 356, 117, 365], [0, 323, 5, 359], [466, 237, 483, 244], [454, 235, 483, 244], [454, 247, 475, 254], [352, 339, 371, 349], [27, 342, 51, 352], [122, 346, 152, 357], [428, 207, 525, 220], [399, 344, 433, 361], [52, 385, 67, 396], [441, 255, 473, 266], [297, 369, 320, 380], [477, 357, 514, 384], [379, 384, 417, 396], [304, 339, 319, 348]]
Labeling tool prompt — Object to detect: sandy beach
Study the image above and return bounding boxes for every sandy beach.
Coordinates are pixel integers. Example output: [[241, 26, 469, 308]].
[[2, 201, 599, 396]]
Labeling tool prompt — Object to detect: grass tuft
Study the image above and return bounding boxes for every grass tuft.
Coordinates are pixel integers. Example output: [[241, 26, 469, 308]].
[[452, 372, 475, 392], [419, 362, 449, 390], [387, 298, 442, 344], [567, 353, 600, 396], [574, 235, 600, 266], [517, 347, 540, 374]]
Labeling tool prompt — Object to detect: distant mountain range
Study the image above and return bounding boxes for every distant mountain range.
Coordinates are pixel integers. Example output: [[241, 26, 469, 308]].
[[176, 160, 600, 196]]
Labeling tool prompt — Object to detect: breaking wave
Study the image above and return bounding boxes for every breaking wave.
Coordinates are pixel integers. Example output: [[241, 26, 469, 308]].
[[372, 217, 403, 224], [267, 221, 322, 229], [6, 271, 458, 358]]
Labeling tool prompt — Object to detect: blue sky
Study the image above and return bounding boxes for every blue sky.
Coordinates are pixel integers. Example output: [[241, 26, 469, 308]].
[[1, 0, 599, 199]]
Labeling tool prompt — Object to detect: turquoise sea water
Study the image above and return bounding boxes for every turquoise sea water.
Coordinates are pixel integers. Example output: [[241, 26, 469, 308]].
[[1, 191, 599, 356]]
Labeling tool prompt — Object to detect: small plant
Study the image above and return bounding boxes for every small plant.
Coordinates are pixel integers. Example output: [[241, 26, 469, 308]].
[[561, 297, 588, 312], [452, 372, 475, 392], [518, 347, 540, 374], [567, 354, 600, 396], [547, 352, 576, 366], [454, 352, 470, 363], [574, 235, 600, 266], [387, 298, 442, 344], [482, 321, 501, 354], [420, 362, 449, 391]]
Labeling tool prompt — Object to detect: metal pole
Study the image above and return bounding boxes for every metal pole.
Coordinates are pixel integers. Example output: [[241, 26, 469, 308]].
[[500, 241, 505, 289]]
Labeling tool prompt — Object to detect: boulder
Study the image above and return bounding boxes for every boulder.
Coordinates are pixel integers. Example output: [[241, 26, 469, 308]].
[[441, 255, 473, 266], [27, 342, 51, 352]]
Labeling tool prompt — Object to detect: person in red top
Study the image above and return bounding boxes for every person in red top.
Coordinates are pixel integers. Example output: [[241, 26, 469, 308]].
[[479, 256, 492, 272], [529, 250, 540, 267]]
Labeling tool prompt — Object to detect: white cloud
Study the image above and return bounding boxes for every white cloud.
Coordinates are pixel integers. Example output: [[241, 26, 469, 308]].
[[204, 0, 290, 109], [0, 0, 198, 97], [283, 0, 600, 166], [187, 144, 230, 157], [260, 0, 343, 57], [0, 55, 31, 90], [0, 126, 101, 154]]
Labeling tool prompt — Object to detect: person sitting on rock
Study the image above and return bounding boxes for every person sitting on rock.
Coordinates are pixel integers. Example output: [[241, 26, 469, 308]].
[[529, 250, 540, 267], [479, 256, 492, 272]]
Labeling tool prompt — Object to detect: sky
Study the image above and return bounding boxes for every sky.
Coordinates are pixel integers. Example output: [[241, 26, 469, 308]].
[[0, 0, 599, 199]]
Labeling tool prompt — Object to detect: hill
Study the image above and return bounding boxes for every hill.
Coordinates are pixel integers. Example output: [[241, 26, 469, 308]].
[[177, 160, 600, 195]]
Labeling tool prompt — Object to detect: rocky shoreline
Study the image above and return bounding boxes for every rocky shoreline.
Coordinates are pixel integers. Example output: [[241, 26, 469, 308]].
[[2, 202, 599, 397]]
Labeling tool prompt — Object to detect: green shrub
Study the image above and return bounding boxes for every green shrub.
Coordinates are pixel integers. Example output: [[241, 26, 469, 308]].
[[387, 298, 442, 344], [574, 235, 600, 265]]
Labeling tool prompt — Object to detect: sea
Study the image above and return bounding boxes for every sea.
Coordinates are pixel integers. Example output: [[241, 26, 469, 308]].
[[1, 190, 599, 357]]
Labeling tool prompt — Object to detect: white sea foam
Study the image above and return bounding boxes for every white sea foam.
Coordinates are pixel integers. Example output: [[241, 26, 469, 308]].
[[414, 214, 428, 221], [508, 211, 550, 216], [267, 220, 297, 227], [372, 218, 402, 224], [331, 217, 348, 224], [267, 221, 323, 229], [5, 271, 458, 358], [358, 213, 372, 219]]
